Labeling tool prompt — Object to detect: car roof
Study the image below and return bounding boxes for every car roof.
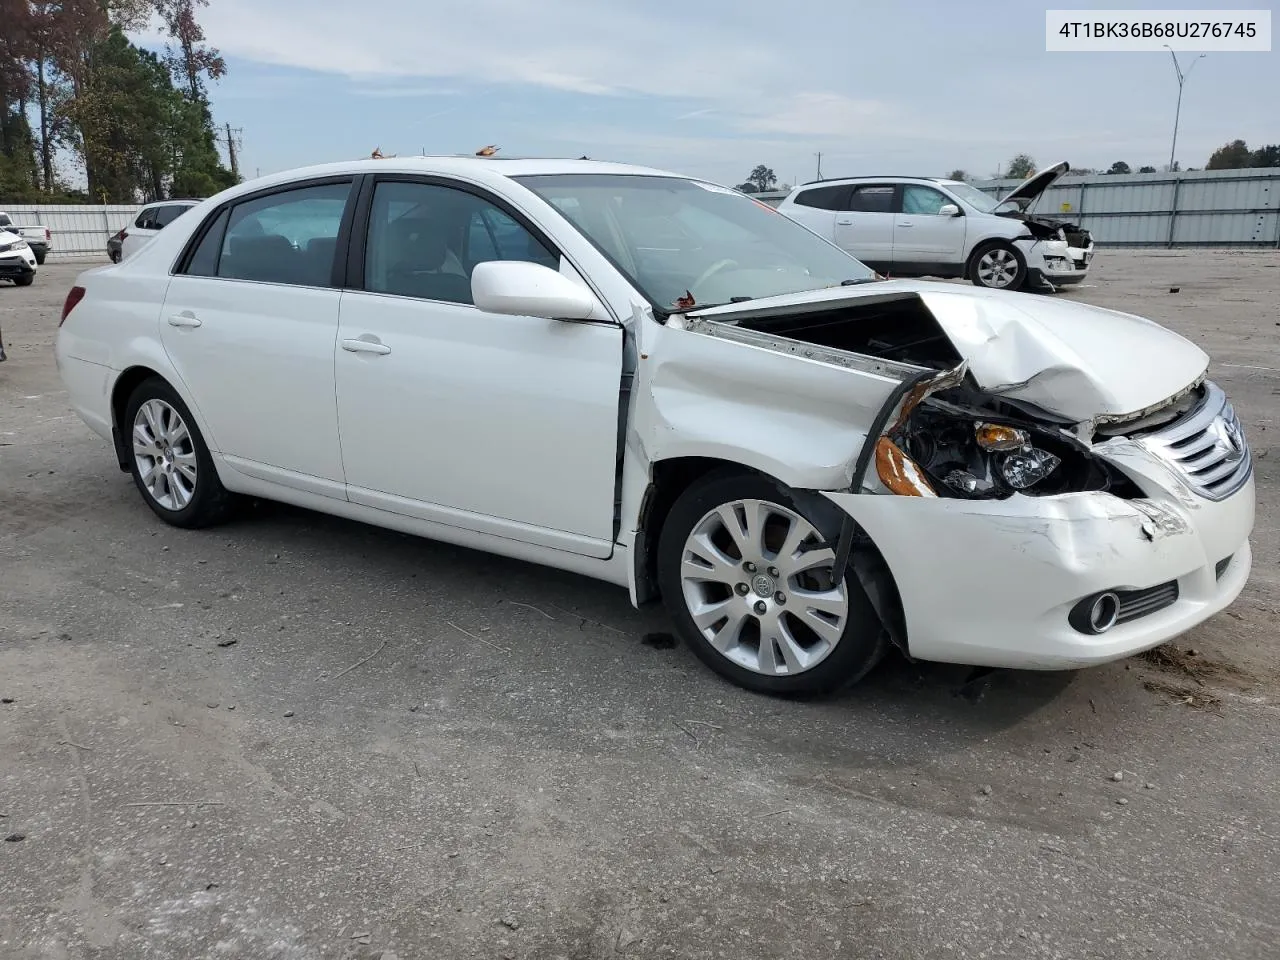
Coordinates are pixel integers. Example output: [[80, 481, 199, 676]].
[[795, 175, 956, 188], [234, 156, 683, 194]]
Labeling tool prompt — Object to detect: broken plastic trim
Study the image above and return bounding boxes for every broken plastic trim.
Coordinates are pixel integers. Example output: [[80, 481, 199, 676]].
[[832, 360, 969, 584]]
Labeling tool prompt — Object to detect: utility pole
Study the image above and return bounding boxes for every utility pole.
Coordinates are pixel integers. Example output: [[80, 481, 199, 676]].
[[1163, 46, 1205, 172], [814, 151, 823, 180], [224, 122, 242, 179]]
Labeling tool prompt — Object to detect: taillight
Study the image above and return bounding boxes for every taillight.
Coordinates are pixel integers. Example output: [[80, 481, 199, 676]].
[[61, 286, 86, 326], [45, 227, 51, 241]]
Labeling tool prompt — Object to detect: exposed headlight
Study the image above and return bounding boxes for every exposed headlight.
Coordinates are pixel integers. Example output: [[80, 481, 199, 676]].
[[894, 405, 1125, 500], [13, 239, 29, 250]]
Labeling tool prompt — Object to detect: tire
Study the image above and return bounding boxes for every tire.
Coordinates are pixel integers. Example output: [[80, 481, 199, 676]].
[[124, 377, 234, 528], [968, 240, 1026, 291], [657, 471, 888, 696], [34, 251, 46, 266], [110, 250, 121, 264], [13, 273, 34, 287]]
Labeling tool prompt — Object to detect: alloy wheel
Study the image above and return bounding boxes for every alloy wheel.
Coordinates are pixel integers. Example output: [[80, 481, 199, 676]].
[[678, 499, 849, 676], [977, 248, 1019, 288], [132, 398, 198, 510]]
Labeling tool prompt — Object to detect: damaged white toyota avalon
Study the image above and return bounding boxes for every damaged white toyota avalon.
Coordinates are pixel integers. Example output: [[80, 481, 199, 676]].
[[55, 157, 1254, 696]]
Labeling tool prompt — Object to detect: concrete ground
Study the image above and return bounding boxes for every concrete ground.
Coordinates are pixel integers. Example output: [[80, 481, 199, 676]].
[[1, 251, 1278, 960]]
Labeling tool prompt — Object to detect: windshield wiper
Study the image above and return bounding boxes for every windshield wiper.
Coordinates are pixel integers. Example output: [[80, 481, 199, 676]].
[[840, 277, 881, 286]]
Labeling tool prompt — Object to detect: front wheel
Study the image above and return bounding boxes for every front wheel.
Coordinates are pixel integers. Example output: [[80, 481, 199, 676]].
[[124, 377, 234, 528], [13, 273, 34, 287], [657, 471, 887, 696], [968, 241, 1026, 291]]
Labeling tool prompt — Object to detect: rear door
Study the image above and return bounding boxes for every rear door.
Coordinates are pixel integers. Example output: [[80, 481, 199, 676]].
[[831, 184, 897, 269], [159, 178, 354, 497], [892, 184, 967, 269]]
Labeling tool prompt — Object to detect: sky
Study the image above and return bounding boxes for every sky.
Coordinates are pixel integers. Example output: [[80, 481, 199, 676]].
[[136, 0, 1278, 187]]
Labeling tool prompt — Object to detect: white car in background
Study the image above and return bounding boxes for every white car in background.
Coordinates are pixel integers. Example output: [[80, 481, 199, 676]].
[[777, 161, 1095, 292], [0, 225, 38, 287], [55, 157, 1251, 697], [119, 199, 201, 261]]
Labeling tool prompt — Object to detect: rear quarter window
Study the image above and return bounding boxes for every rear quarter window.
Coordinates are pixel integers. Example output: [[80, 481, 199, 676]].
[[792, 185, 852, 211]]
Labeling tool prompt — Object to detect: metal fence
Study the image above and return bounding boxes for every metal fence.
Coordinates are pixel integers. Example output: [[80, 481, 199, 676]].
[[0, 204, 137, 259], [972, 168, 1280, 248]]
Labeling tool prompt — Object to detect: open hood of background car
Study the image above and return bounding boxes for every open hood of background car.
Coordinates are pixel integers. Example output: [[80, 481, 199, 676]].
[[682, 280, 1210, 425], [998, 160, 1069, 210]]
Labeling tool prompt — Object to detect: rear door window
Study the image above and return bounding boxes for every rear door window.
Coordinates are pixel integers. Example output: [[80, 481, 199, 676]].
[[848, 186, 897, 213], [199, 182, 352, 287]]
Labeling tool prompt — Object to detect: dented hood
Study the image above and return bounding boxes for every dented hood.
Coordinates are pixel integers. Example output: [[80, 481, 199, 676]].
[[686, 280, 1210, 423]]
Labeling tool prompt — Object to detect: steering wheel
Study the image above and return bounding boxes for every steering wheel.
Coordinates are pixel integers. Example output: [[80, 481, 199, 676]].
[[691, 258, 739, 295]]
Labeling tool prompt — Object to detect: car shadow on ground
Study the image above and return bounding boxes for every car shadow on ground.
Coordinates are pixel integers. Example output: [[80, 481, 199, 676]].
[[229, 496, 1083, 744]]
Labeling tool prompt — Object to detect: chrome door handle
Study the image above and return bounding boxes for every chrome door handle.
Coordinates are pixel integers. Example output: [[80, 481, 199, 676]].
[[167, 313, 202, 328], [341, 337, 391, 355]]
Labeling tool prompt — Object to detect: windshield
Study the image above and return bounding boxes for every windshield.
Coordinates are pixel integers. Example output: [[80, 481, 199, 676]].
[[514, 174, 875, 311], [943, 182, 1001, 214]]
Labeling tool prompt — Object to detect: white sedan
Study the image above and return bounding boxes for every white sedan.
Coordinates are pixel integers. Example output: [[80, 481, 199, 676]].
[[55, 157, 1254, 696]]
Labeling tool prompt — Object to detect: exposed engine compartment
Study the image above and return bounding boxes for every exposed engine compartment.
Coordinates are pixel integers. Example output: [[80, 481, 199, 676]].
[[707, 292, 1141, 502], [998, 209, 1092, 247]]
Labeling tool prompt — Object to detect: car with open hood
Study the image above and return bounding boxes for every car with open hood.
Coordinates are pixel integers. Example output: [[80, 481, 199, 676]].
[[54, 157, 1250, 696], [776, 161, 1094, 292]]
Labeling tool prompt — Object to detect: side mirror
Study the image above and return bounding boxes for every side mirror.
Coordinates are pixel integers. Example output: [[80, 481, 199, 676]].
[[471, 260, 597, 320], [938, 203, 962, 217]]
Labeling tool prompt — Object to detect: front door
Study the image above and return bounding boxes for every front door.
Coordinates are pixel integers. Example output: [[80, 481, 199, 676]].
[[334, 177, 625, 558], [891, 184, 967, 269], [159, 179, 353, 494]]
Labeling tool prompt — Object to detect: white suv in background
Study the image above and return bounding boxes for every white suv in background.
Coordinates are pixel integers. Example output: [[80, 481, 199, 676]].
[[119, 199, 201, 261], [776, 161, 1094, 292]]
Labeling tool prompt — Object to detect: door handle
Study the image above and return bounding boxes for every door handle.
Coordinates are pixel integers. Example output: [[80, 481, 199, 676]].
[[341, 337, 391, 356], [167, 312, 202, 328], [897, 221, 914, 228], [836, 219, 853, 225]]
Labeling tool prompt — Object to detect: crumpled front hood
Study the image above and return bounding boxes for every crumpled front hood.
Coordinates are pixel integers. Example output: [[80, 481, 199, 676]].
[[911, 284, 1208, 421], [686, 280, 1210, 423]]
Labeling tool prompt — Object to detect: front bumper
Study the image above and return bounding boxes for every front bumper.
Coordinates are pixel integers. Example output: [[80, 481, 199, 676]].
[[825, 464, 1254, 671], [0, 250, 37, 277], [1020, 238, 1094, 288]]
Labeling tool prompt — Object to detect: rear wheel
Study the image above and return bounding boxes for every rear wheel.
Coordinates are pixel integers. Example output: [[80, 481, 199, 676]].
[[968, 241, 1026, 290], [34, 251, 46, 266], [124, 377, 234, 528], [657, 471, 887, 696]]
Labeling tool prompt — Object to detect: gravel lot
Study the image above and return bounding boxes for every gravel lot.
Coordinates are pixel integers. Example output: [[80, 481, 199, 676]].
[[2, 252, 1279, 960]]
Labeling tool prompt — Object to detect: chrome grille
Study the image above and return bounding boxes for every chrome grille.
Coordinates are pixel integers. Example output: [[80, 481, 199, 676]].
[[1139, 381, 1252, 501], [1116, 581, 1179, 623]]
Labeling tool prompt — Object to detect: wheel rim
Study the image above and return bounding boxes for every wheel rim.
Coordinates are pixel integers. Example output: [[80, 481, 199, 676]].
[[132, 399, 197, 511], [977, 248, 1019, 288], [679, 499, 849, 677]]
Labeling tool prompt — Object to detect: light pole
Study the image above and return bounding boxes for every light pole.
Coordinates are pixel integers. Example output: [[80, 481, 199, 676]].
[[1164, 45, 1205, 172]]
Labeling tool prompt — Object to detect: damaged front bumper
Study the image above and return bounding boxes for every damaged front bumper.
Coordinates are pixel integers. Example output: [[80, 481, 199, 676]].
[[1019, 237, 1094, 288], [824, 459, 1253, 670]]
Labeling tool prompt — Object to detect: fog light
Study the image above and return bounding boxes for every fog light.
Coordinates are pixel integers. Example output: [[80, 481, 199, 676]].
[[1069, 591, 1121, 635], [1088, 593, 1120, 633], [999, 448, 1061, 489]]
